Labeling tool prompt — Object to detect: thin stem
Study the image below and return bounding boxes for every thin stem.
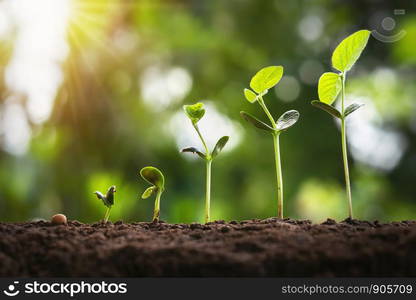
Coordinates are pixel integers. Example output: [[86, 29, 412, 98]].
[[193, 123, 210, 155], [103, 207, 111, 223], [341, 73, 353, 219], [258, 96, 277, 129], [273, 133, 283, 218], [205, 159, 212, 223], [153, 189, 161, 222]]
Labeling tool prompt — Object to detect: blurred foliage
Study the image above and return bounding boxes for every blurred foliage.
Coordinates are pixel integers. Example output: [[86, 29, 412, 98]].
[[0, 0, 415, 223]]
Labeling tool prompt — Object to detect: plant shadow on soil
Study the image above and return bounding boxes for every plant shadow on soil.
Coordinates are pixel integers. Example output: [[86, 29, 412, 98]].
[[1, 218, 416, 277]]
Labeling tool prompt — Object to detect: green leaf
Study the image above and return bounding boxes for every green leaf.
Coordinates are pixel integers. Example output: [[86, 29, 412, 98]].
[[211, 136, 229, 159], [318, 72, 341, 105], [249, 66, 284, 94], [244, 88, 257, 103], [344, 103, 364, 117], [240, 111, 275, 132], [332, 30, 371, 72], [105, 185, 116, 206], [311, 100, 342, 119], [276, 110, 300, 131], [183, 102, 205, 124], [181, 147, 206, 159], [140, 166, 165, 190], [141, 186, 156, 199]]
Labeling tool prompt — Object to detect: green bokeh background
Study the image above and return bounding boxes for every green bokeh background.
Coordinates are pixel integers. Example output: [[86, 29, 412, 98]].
[[0, 0, 415, 223]]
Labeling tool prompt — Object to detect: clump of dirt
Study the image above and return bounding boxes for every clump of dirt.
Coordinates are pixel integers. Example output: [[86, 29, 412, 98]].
[[1, 218, 415, 277]]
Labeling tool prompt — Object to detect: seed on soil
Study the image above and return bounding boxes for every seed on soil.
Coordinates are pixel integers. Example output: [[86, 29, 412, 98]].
[[51, 214, 67, 225]]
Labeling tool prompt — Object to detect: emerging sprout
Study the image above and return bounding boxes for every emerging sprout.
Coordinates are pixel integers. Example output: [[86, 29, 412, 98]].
[[311, 29, 371, 219], [140, 166, 165, 222], [241, 66, 299, 219], [94, 185, 116, 223], [182, 102, 229, 223]]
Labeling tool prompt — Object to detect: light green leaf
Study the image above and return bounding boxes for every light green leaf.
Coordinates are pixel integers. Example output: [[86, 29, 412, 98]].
[[183, 102, 205, 124], [140, 166, 165, 190], [318, 72, 341, 105], [212, 136, 229, 159], [141, 186, 156, 199], [181, 147, 206, 159], [240, 111, 275, 133], [344, 103, 364, 117], [249, 66, 284, 94], [244, 88, 257, 103], [276, 110, 300, 131], [332, 30, 371, 72], [311, 100, 342, 119]]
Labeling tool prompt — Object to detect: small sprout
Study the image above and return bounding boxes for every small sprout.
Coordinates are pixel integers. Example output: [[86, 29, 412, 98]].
[[51, 214, 67, 225], [311, 29, 371, 219], [181, 102, 229, 223], [240, 66, 300, 218], [94, 185, 116, 223], [140, 166, 165, 222]]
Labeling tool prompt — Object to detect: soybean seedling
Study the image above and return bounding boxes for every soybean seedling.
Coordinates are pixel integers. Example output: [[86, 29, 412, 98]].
[[94, 185, 116, 222], [241, 66, 299, 219], [311, 29, 371, 219], [181, 102, 229, 223], [140, 166, 165, 222]]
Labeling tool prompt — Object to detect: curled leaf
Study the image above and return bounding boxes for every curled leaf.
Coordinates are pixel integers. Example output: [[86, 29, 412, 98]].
[[140, 166, 165, 190], [244, 88, 257, 103], [276, 110, 300, 131], [212, 136, 229, 159], [240, 111, 275, 132], [344, 103, 364, 117], [105, 185, 116, 206], [311, 100, 342, 119], [183, 102, 205, 124], [181, 147, 206, 159], [250, 66, 284, 94], [142, 186, 156, 199], [318, 72, 341, 105], [332, 29, 371, 72]]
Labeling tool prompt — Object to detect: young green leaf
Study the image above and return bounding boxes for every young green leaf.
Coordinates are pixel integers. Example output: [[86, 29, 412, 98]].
[[244, 88, 257, 103], [344, 103, 364, 117], [141, 186, 156, 199], [276, 110, 300, 131], [311, 100, 342, 119], [249, 66, 284, 94], [332, 30, 371, 72], [105, 186, 116, 206], [183, 102, 205, 124], [318, 72, 341, 105], [181, 147, 206, 159], [140, 167, 165, 190], [211, 136, 229, 159], [240, 111, 275, 132]]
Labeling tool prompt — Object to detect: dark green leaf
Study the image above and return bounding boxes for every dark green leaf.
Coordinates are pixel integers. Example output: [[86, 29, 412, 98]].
[[141, 186, 156, 199], [240, 111, 275, 132], [140, 166, 165, 190], [276, 110, 300, 131], [183, 102, 205, 124], [105, 185, 116, 206], [344, 103, 364, 117], [211, 136, 229, 159], [181, 147, 206, 159], [311, 100, 342, 119]]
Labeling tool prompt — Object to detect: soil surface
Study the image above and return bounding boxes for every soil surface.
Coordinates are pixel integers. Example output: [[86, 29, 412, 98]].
[[1, 218, 416, 277]]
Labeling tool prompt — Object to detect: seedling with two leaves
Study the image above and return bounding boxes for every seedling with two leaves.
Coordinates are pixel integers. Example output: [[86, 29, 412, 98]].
[[140, 166, 165, 222], [181, 103, 229, 223], [94, 185, 116, 223], [311, 29, 371, 219], [241, 66, 299, 219]]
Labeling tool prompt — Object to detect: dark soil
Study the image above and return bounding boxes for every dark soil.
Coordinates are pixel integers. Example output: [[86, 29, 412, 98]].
[[1, 218, 416, 277]]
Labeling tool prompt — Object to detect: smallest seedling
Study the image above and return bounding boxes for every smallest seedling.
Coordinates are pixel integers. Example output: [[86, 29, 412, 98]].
[[51, 214, 67, 225], [94, 185, 116, 223], [140, 166, 165, 222]]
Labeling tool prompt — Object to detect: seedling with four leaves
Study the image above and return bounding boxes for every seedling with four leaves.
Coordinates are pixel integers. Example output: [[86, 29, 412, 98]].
[[94, 185, 116, 222], [140, 166, 165, 222], [241, 66, 299, 218], [311, 29, 371, 219], [181, 102, 229, 223]]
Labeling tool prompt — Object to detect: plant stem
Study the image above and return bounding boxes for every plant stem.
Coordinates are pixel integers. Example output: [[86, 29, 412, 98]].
[[341, 73, 353, 219], [205, 159, 212, 223], [272, 133, 283, 218], [153, 189, 161, 222], [103, 207, 111, 223], [193, 123, 210, 155], [258, 96, 277, 129]]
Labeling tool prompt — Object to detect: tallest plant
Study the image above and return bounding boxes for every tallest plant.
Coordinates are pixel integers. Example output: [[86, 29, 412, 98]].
[[311, 30, 371, 219]]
